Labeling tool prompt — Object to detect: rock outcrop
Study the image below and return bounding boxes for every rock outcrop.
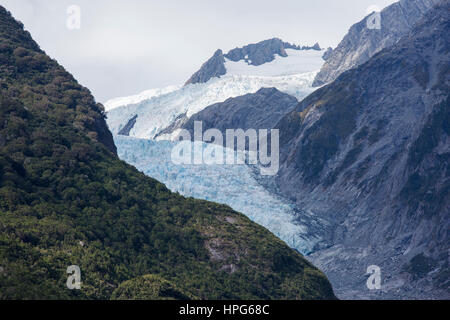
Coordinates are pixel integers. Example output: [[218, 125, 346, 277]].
[[224, 38, 289, 66]]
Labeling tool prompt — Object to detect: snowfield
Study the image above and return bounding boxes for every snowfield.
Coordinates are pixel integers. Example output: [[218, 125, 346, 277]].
[[105, 49, 324, 140]]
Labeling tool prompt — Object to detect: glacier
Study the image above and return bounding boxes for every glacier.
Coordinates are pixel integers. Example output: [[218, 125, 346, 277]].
[[104, 85, 181, 112], [106, 47, 327, 256], [115, 135, 325, 255], [224, 49, 325, 77], [104, 49, 324, 141]]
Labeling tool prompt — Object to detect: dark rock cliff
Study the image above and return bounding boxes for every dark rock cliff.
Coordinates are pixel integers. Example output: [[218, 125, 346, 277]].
[[275, 4, 449, 299]]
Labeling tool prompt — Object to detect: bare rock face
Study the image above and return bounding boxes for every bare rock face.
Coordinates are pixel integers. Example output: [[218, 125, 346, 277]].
[[0, 4, 337, 300], [312, 0, 444, 87], [177, 87, 298, 142], [224, 38, 289, 66], [117, 114, 138, 136], [275, 4, 449, 299]]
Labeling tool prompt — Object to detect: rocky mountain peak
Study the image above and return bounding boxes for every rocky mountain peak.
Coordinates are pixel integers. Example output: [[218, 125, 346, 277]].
[[312, 0, 444, 87], [185, 38, 322, 85], [275, 2, 449, 299], [185, 49, 226, 85]]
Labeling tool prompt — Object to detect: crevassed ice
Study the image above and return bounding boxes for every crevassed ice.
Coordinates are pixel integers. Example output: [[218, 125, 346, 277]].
[[106, 72, 319, 140], [115, 135, 322, 255], [106, 50, 326, 254]]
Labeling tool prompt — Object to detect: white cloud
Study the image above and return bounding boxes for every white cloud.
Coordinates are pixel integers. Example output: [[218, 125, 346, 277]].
[[0, 0, 397, 102]]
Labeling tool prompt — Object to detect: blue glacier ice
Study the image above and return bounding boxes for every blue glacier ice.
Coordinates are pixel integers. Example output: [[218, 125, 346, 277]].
[[114, 135, 324, 255]]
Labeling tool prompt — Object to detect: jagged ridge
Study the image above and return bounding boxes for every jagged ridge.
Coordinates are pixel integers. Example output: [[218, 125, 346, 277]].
[[312, 0, 443, 87], [274, 3, 449, 299]]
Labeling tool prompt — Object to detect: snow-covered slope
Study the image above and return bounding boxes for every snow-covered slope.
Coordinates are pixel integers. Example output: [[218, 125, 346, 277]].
[[114, 135, 326, 255], [105, 85, 180, 112], [106, 72, 319, 140], [105, 48, 324, 140]]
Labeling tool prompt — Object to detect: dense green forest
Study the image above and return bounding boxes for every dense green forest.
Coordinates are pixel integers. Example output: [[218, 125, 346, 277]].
[[0, 6, 335, 300]]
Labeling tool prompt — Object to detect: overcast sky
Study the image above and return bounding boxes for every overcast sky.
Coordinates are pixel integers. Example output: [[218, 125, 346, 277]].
[[0, 0, 397, 102]]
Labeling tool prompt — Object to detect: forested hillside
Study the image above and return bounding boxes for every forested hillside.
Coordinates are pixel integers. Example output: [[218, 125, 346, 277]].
[[0, 6, 335, 300]]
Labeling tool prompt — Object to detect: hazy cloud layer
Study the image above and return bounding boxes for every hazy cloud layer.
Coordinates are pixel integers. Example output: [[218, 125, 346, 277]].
[[0, 0, 396, 102]]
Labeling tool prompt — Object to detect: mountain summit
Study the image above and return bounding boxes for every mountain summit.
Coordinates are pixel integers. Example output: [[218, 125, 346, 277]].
[[186, 38, 322, 85], [105, 38, 324, 141]]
